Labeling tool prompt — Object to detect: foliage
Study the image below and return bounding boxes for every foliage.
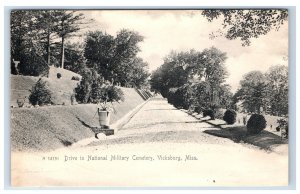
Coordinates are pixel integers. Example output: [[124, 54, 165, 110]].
[[223, 109, 237, 124], [97, 85, 125, 111], [167, 85, 192, 109], [233, 65, 288, 116], [10, 10, 88, 72], [246, 114, 267, 134], [265, 65, 288, 116], [29, 78, 52, 106], [54, 11, 86, 69], [75, 68, 100, 103], [202, 9, 288, 46], [74, 68, 124, 109], [57, 73, 62, 79], [18, 51, 49, 77], [150, 47, 229, 111], [64, 42, 87, 73], [84, 30, 149, 88], [235, 71, 267, 114], [203, 109, 215, 120]]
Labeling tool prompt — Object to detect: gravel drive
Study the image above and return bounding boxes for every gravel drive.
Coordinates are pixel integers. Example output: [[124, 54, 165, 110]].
[[11, 97, 288, 187]]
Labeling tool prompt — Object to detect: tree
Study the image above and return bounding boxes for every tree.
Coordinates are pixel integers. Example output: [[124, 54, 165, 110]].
[[55, 11, 85, 69], [84, 30, 149, 88], [236, 71, 267, 113], [34, 10, 62, 65], [202, 9, 288, 46], [265, 65, 288, 116], [84, 31, 115, 79], [64, 41, 87, 73], [150, 47, 229, 111], [11, 10, 50, 76]]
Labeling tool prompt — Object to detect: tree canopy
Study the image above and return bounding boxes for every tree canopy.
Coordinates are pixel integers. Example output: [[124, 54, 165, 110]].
[[202, 9, 288, 46], [84, 29, 149, 88], [150, 47, 231, 111]]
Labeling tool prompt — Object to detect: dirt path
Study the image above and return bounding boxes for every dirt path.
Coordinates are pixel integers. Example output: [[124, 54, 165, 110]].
[[11, 97, 288, 187]]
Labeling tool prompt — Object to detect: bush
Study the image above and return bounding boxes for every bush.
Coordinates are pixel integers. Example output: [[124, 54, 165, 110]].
[[18, 51, 49, 77], [223, 109, 237, 124], [75, 68, 96, 103], [167, 86, 191, 109], [71, 76, 80, 81], [246, 114, 267, 134], [29, 78, 52, 106], [203, 109, 215, 120], [57, 73, 62, 79], [75, 68, 124, 106]]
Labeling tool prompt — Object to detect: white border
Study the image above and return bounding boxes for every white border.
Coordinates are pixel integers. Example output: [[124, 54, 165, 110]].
[[1, 0, 299, 193]]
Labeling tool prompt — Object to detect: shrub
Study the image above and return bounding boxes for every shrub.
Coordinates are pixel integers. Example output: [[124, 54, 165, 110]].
[[75, 68, 96, 103], [18, 51, 49, 77], [167, 86, 191, 109], [29, 78, 52, 106], [71, 76, 80, 81], [223, 109, 237, 124], [75, 68, 124, 107], [203, 109, 215, 120], [246, 114, 267, 134], [57, 73, 62, 79]]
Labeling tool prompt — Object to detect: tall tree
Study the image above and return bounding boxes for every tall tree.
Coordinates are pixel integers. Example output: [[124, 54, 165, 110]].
[[84, 29, 149, 88], [55, 11, 85, 69], [202, 9, 288, 46], [35, 10, 62, 65], [237, 71, 267, 113]]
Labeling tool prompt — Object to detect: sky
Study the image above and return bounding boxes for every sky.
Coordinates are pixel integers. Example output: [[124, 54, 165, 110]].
[[78, 10, 288, 92]]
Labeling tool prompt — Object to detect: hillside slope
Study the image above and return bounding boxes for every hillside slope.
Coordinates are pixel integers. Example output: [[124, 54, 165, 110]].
[[11, 87, 146, 152], [11, 67, 81, 107]]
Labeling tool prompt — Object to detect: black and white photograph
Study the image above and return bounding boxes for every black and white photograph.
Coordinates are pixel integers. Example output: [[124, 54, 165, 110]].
[[9, 9, 290, 187]]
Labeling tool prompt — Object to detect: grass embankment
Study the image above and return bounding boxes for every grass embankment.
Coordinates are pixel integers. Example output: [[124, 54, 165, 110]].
[[11, 67, 81, 107], [11, 87, 145, 152]]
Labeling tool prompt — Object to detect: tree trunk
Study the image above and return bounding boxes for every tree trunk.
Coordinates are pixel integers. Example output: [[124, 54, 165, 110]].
[[60, 36, 65, 69], [47, 28, 51, 66]]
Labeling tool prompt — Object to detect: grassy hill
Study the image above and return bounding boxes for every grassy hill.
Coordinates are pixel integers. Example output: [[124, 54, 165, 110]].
[[10, 67, 151, 152], [11, 66, 81, 107]]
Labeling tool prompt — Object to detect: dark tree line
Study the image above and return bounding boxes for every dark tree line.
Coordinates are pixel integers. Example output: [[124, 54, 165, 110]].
[[11, 10, 87, 75], [10, 10, 150, 89]]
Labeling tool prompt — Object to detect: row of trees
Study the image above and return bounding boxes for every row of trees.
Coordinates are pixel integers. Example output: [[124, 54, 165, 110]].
[[150, 47, 233, 112], [11, 10, 150, 89], [150, 48, 288, 118], [11, 10, 87, 72]]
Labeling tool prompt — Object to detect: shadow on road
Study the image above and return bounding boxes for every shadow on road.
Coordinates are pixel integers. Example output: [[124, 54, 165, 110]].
[[204, 126, 287, 151]]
